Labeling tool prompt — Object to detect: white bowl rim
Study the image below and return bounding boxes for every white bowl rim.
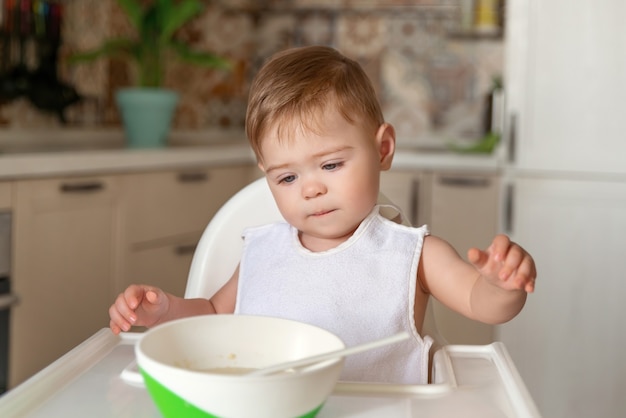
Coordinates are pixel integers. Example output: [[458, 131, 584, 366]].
[[135, 314, 346, 381]]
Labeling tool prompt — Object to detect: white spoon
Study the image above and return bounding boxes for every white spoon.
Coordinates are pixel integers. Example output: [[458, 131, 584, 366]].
[[247, 331, 410, 376]]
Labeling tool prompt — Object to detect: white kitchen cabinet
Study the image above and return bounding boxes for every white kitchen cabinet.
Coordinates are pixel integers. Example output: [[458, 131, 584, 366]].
[[498, 177, 626, 418], [505, 0, 626, 174], [10, 176, 119, 387], [117, 165, 256, 296], [381, 169, 500, 345], [498, 1, 626, 416]]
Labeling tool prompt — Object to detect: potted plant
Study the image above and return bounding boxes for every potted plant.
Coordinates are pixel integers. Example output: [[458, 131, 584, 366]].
[[70, 0, 230, 148]]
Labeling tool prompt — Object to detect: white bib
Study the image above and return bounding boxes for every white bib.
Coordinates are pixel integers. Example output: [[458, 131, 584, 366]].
[[235, 205, 433, 384]]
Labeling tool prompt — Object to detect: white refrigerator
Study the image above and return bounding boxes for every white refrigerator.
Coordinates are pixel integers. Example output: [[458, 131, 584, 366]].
[[496, 1, 626, 417]]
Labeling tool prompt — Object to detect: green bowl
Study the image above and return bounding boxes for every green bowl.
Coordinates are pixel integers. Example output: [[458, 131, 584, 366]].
[[136, 314, 345, 418]]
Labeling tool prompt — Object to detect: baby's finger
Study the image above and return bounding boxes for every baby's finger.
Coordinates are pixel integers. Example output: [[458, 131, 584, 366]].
[[114, 293, 140, 324], [109, 303, 133, 332], [467, 247, 489, 269], [109, 319, 123, 335], [490, 234, 513, 262], [123, 285, 145, 310], [509, 256, 536, 292], [499, 245, 525, 280], [519, 256, 537, 292], [145, 289, 160, 305]]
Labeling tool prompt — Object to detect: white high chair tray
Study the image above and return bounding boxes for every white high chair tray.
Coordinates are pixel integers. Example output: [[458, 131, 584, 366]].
[[0, 329, 540, 417]]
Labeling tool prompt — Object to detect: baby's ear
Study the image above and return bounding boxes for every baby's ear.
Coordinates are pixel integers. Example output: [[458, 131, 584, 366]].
[[376, 123, 396, 170]]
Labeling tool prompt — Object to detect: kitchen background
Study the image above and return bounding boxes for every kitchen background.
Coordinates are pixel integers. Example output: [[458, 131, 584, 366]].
[[0, 0, 504, 150], [2, 1, 626, 417]]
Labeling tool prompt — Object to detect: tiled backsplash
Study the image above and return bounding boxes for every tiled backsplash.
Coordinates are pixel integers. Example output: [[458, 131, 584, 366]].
[[0, 0, 503, 148]]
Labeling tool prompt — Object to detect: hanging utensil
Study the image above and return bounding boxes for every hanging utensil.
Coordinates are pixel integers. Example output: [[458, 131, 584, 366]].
[[0, 0, 31, 101]]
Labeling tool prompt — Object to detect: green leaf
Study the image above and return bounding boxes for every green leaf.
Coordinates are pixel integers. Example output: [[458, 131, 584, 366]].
[[155, 0, 173, 29], [447, 132, 500, 154], [116, 0, 144, 30], [139, 4, 160, 46], [169, 41, 231, 70], [69, 0, 230, 88], [68, 38, 138, 64], [160, 0, 204, 42]]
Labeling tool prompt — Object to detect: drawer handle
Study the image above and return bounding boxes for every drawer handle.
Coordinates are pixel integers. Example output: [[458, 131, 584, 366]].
[[177, 172, 209, 183], [508, 113, 517, 164], [59, 181, 105, 193], [504, 183, 515, 235], [438, 177, 490, 188], [0, 293, 19, 310], [175, 244, 197, 256]]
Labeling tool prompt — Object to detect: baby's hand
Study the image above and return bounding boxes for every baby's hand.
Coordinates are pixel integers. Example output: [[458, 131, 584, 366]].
[[108, 284, 169, 335], [467, 234, 537, 293]]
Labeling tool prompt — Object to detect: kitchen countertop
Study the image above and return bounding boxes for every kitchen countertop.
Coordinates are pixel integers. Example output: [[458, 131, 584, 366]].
[[0, 129, 502, 180]]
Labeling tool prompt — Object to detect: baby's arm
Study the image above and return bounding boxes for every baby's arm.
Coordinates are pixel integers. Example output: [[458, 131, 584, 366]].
[[108, 266, 240, 335], [420, 235, 536, 325]]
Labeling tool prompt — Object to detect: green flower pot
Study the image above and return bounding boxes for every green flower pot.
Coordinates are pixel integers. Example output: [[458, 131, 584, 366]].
[[116, 88, 179, 148]]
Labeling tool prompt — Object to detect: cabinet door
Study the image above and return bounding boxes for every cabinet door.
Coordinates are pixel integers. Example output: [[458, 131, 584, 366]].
[[429, 171, 499, 254], [0, 182, 11, 210], [497, 177, 626, 418], [126, 234, 201, 297], [428, 171, 499, 345], [118, 165, 255, 294], [10, 176, 119, 387], [380, 170, 430, 227], [505, 0, 626, 173], [122, 165, 253, 244]]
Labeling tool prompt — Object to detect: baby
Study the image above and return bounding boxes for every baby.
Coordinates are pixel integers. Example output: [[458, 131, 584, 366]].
[[109, 45, 536, 384]]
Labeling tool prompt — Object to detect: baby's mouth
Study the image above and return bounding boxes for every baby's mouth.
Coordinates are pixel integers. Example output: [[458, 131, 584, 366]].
[[311, 209, 335, 217]]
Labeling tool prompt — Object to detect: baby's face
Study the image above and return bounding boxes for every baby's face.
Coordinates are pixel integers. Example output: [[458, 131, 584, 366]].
[[258, 109, 386, 252]]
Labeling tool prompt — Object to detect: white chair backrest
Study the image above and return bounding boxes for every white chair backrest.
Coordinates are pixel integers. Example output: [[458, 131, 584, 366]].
[[185, 177, 446, 346], [185, 178, 281, 299]]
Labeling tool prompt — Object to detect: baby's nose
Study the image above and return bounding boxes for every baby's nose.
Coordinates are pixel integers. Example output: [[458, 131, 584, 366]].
[[301, 179, 327, 199]]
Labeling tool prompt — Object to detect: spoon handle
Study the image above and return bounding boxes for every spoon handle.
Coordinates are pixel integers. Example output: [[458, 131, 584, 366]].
[[248, 331, 410, 377]]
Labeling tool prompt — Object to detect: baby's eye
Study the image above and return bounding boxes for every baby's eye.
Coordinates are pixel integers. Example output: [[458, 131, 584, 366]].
[[322, 161, 343, 171], [279, 174, 297, 184]]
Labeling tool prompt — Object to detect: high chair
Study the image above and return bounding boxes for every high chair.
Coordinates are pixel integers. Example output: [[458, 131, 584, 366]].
[[184, 177, 448, 368]]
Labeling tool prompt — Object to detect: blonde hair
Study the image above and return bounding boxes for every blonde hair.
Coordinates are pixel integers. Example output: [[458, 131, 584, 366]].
[[245, 45, 385, 159]]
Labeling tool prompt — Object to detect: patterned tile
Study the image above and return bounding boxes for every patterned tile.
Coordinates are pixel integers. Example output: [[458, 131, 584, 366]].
[[293, 0, 342, 8], [384, 102, 432, 147], [380, 50, 433, 142], [296, 11, 336, 46], [425, 50, 474, 127], [189, 6, 255, 60], [205, 97, 248, 129], [336, 12, 386, 58], [0, 0, 504, 140], [385, 9, 450, 59], [64, 0, 110, 49], [255, 13, 299, 57], [4, 98, 60, 129]]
